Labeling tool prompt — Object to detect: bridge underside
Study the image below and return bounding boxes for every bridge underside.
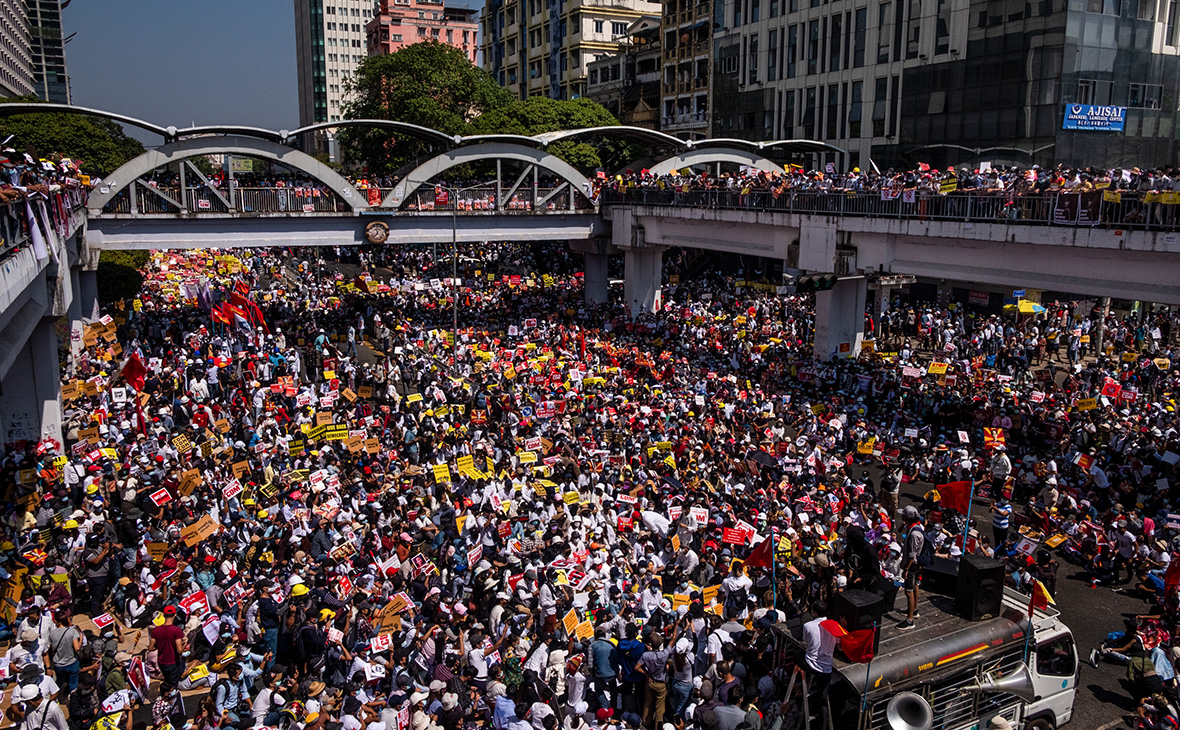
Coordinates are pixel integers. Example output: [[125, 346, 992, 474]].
[[87, 213, 604, 250]]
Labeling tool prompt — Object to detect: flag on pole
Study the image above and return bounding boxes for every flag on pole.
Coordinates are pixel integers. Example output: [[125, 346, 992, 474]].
[[120, 354, 148, 392], [937, 480, 973, 515], [842, 627, 877, 663], [1027, 579, 1055, 616], [744, 534, 774, 569]]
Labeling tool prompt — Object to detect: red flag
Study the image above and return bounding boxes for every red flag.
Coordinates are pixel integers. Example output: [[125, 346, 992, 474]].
[[745, 534, 774, 569], [938, 480, 973, 516], [1165, 558, 1180, 596], [211, 304, 231, 325], [1028, 579, 1055, 616], [234, 280, 250, 297], [121, 353, 148, 392], [842, 627, 876, 662], [248, 301, 270, 333]]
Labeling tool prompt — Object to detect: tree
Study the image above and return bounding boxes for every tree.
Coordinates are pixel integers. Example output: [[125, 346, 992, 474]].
[[467, 97, 639, 174], [343, 42, 512, 174], [0, 96, 145, 177], [96, 250, 149, 305]]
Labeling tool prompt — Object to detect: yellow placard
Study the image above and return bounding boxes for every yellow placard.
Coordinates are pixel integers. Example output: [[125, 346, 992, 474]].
[[575, 620, 595, 641], [927, 362, 948, 375], [406, 393, 423, 403], [562, 609, 579, 634], [519, 451, 538, 464], [562, 491, 580, 504], [433, 463, 452, 483], [702, 585, 720, 605], [1075, 398, 1098, 411]]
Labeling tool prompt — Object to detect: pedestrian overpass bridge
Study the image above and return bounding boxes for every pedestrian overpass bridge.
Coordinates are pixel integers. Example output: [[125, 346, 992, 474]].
[[2, 103, 1180, 450]]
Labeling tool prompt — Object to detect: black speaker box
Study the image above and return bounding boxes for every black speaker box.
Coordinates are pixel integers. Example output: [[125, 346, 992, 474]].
[[832, 589, 886, 655], [955, 553, 1005, 621], [922, 556, 960, 595]]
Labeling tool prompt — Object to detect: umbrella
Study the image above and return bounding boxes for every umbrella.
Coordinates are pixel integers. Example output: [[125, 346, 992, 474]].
[[1002, 300, 1046, 315]]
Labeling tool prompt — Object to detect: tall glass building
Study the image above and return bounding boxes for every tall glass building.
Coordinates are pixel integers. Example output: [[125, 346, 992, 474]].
[[709, 0, 1180, 170]]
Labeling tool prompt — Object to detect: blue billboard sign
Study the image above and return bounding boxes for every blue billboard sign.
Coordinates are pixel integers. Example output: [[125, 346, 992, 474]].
[[1062, 104, 1126, 131]]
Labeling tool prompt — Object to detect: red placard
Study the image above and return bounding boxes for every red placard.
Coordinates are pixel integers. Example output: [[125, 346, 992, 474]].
[[722, 528, 747, 545], [149, 488, 172, 507]]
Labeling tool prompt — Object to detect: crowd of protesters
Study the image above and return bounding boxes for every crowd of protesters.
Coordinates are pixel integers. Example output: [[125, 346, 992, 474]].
[[2, 236, 1180, 730]]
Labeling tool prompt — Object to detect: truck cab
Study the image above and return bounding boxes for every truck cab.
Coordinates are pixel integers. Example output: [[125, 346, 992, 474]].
[[775, 586, 1077, 730]]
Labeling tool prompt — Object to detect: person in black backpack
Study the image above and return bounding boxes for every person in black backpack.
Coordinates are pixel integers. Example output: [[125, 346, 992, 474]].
[[898, 505, 929, 630]]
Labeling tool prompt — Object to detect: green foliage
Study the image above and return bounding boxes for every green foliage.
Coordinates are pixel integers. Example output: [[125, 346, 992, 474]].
[[96, 250, 149, 305], [343, 42, 512, 174], [0, 96, 145, 177], [466, 97, 634, 173]]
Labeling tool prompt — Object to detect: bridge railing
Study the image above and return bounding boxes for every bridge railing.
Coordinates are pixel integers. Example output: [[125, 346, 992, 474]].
[[600, 187, 1176, 229], [101, 185, 356, 215], [98, 184, 596, 214], [393, 186, 590, 212]]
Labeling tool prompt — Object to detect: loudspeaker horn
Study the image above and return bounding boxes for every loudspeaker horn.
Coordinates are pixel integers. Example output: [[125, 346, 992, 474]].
[[970, 664, 1038, 703], [886, 691, 934, 730]]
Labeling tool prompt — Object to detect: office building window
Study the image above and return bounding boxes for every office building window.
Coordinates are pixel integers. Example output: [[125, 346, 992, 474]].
[[1167, 0, 1178, 43], [1129, 82, 1163, 108], [1074, 78, 1113, 105], [877, 2, 891, 62], [752, 0, 761, 21], [827, 83, 839, 137], [594, 18, 604, 32], [768, 28, 778, 80], [749, 34, 759, 82], [807, 19, 819, 74], [849, 79, 863, 137], [872, 76, 887, 136], [905, 0, 920, 59], [803, 87, 817, 138], [783, 90, 795, 135], [829, 13, 842, 71], [612, 21, 627, 36], [787, 24, 798, 77]]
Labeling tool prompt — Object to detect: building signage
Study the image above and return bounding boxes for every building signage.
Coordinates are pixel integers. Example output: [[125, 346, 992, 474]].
[[1062, 104, 1126, 131]]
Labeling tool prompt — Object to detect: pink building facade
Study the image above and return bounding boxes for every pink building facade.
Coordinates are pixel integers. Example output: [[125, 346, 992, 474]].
[[365, 0, 479, 65]]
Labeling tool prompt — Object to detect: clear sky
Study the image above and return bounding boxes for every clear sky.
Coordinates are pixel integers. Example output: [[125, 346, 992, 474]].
[[63, 0, 302, 137], [62, 0, 484, 142]]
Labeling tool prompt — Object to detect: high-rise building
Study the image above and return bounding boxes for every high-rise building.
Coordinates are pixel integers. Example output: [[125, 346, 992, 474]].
[[366, 0, 479, 64], [482, 0, 660, 101], [585, 17, 662, 128], [0, 1, 34, 99], [27, 0, 69, 103], [295, 0, 375, 133], [659, 0, 713, 136], [710, 0, 1180, 170]]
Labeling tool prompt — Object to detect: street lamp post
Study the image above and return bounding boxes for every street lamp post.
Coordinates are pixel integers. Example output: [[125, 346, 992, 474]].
[[435, 181, 495, 365]]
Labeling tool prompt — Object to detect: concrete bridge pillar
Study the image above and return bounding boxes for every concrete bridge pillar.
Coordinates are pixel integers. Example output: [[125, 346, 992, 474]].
[[0, 318, 64, 449], [584, 252, 609, 305], [78, 269, 98, 321], [814, 277, 866, 359], [624, 247, 664, 316]]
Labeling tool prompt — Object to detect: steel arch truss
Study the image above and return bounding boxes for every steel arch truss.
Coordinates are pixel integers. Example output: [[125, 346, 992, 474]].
[[382, 143, 595, 212], [87, 136, 369, 215], [647, 147, 789, 176]]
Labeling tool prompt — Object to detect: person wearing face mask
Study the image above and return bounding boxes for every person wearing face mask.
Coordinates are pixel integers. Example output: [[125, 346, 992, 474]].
[[15, 683, 68, 730]]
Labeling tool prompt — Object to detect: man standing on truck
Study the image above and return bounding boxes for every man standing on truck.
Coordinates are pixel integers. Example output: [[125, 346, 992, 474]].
[[899, 506, 925, 630]]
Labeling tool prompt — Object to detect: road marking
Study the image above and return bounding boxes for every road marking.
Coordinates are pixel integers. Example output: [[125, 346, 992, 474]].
[[1094, 720, 1124, 730]]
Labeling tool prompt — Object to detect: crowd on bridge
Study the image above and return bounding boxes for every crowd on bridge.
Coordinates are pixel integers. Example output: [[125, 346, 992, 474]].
[[2, 237, 1180, 730]]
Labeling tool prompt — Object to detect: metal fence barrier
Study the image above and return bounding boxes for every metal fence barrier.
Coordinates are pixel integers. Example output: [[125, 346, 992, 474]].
[[600, 188, 1177, 230]]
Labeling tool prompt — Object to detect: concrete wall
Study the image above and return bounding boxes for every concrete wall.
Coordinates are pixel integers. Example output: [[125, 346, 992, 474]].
[[0, 209, 89, 452]]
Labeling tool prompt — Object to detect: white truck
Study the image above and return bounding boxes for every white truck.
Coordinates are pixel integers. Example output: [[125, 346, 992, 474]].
[[776, 586, 1077, 730]]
